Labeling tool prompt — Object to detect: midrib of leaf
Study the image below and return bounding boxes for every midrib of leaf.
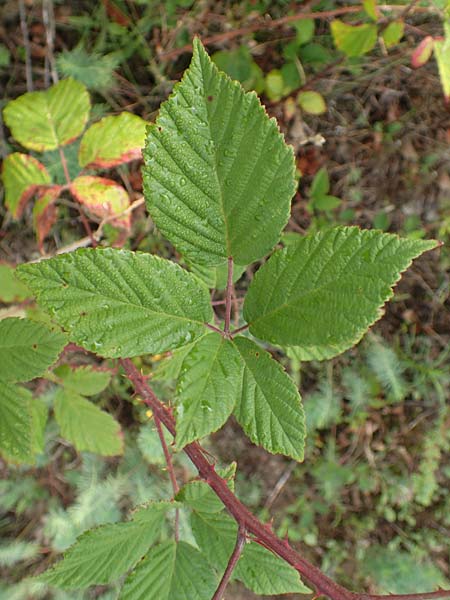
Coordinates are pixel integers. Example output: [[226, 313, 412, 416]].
[[249, 234, 399, 327], [41, 259, 209, 328]]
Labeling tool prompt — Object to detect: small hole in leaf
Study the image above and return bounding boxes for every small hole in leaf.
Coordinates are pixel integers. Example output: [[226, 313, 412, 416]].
[[208, 95, 214, 102], [32, 344, 37, 349], [255, 352, 259, 357]]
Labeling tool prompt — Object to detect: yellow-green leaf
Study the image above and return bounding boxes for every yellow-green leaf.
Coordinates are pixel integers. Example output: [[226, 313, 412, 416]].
[[331, 20, 378, 57], [78, 112, 147, 168], [434, 35, 450, 101], [2, 153, 51, 218], [0, 264, 30, 303], [70, 176, 130, 229], [3, 78, 90, 152], [382, 21, 404, 48], [297, 90, 327, 115]]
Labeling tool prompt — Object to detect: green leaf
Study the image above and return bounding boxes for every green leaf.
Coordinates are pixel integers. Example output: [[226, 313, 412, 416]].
[[244, 227, 438, 356], [30, 398, 48, 454], [0, 381, 34, 464], [0, 318, 66, 383], [311, 195, 341, 211], [286, 344, 346, 362], [53, 364, 111, 395], [0, 264, 30, 303], [434, 33, 450, 101], [137, 423, 172, 465], [297, 90, 327, 115], [79, 112, 147, 168], [310, 167, 329, 197], [120, 540, 218, 600], [56, 47, 119, 91], [294, 18, 315, 45], [233, 337, 305, 461], [143, 38, 295, 267], [53, 389, 123, 456], [191, 510, 310, 594], [2, 153, 51, 218], [382, 21, 404, 48], [17, 248, 213, 358], [3, 78, 90, 152], [152, 343, 197, 382], [175, 332, 242, 448], [331, 21, 378, 57], [38, 504, 167, 588], [188, 260, 246, 290], [265, 69, 285, 101], [176, 480, 225, 513], [363, 0, 378, 20]]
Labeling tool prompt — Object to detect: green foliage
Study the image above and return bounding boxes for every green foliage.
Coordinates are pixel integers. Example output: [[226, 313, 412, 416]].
[[2, 153, 52, 218], [0, 381, 34, 463], [143, 37, 296, 267], [0, 264, 30, 303], [17, 248, 213, 358], [175, 332, 242, 448], [0, 318, 66, 383], [331, 21, 378, 57], [244, 227, 437, 356], [56, 47, 119, 91]]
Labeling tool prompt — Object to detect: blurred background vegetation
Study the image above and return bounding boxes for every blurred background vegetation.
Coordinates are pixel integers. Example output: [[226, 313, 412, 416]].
[[0, 0, 449, 598]]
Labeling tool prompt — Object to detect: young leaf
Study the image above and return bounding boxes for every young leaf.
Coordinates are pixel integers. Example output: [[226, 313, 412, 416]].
[[0, 381, 33, 464], [0, 264, 30, 303], [17, 248, 213, 358], [78, 112, 147, 168], [3, 78, 90, 152], [70, 176, 130, 230], [120, 540, 218, 600], [382, 21, 404, 48], [191, 510, 310, 594], [244, 227, 438, 357], [176, 480, 225, 513], [175, 332, 242, 448], [297, 90, 327, 115], [33, 187, 61, 250], [53, 389, 123, 456], [38, 505, 167, 588], [310, 167, 329, 197], [331, 21, 378, 57], [233, 337, 305, 461], [2, 153, 51, 218], [0, 318, 66, 383], [53, 364, 111, 396], [143, 38, 296, 267]]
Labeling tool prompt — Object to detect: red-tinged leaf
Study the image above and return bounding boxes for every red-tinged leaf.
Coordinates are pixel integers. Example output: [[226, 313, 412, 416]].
[[1, 153, 51, 218], [78, 112, 147, 169], [70, 176, 130, 229], [411, 36, 434, 68], [33, 186, 62, 251], [101, 0, 131, 26]]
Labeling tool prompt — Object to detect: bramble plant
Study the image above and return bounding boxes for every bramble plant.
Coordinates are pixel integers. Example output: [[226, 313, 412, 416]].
[[1, 38, 448, 600], [1, 78, 147, 250]]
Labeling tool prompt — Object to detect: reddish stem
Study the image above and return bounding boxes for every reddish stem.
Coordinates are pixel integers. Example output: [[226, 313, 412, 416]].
[[231, 323, 249, 337], [212, 524, 246, 600], [119, 359, 450, 600]]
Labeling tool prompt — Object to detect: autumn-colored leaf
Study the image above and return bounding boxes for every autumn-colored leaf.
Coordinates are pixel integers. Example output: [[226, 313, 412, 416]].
[[411, 36, 434, 68], [33, 186, 62, 251], [70, 176, 130, 229], [1, 153, 51, 218]]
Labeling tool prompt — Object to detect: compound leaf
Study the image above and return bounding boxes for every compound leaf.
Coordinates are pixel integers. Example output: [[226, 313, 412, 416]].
[[175, 332, 242, 448], [244, 227, 438, 356], [53, 389, 123, 456], [0, 381, 33, 464], [3, 78, 90, 152], [2, 153, 51, 218], [0, 318, 66, 383], [232, 337, 305, 461], [143, 38, 295, 267], [191, 510, 310, 594], [38, 505, 167, 588], [70, 176, 131, 229], [53, 364, 111, 396], [120, 540, 218, 600], [17, 248, 213, 358], [79, 112, 147, 168]]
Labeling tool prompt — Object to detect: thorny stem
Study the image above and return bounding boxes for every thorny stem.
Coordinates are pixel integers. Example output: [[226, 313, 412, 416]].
[[118, 358, 450, 600], [153, 414, 180, 542], [212, 524, 247, 600], [224, 257, 234, 336]]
